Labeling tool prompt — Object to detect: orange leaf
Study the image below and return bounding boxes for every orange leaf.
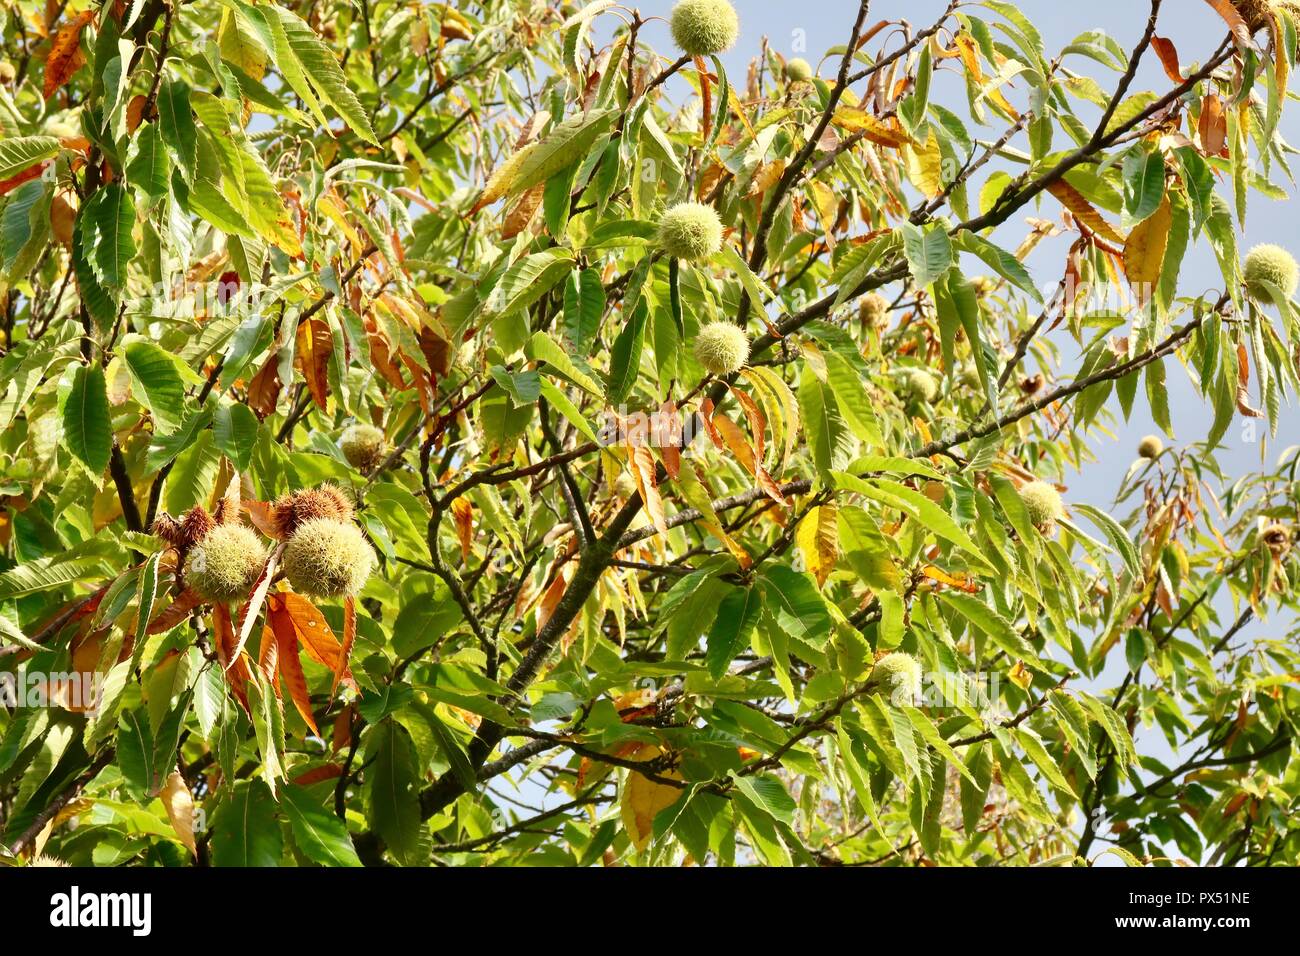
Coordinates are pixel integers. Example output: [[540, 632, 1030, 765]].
[[270, 591, 356, 692], [698, 397, 725, 451], [212, 603, 250, 713], [696, 56, 713, 136], [628, 442, 667, 535], [272, 604, 319, 734], [258, 623, 280, 690], [713, 411, 788, 505], [159, 771, 197, 856], [365, 321, 408, 389], [502, 182, 544, 239], [336, 595, 357, 697], [1236, 342, 1263, 417], [451, 496, 474, 563], [1199, 94, 1227, 157], [331, 703, 354, 753], [147, 587, 202, 634], [1150, 36, 1183, 84], [0, 161, 49, 197], [294, 316, 332, 411], [43, 10, 95, 101], [921, 564, 980, 593], [658, 400, 682, 480], [242, 498, 280, 539], [712, 412, 756, 474], [247, 354, 283, 419], [1201, 0, 1253, 46], [292, 764, 343, 787], [1046, 180, 1125, 245], [537, 564, 571, 632], [729, 388, 768, 466]]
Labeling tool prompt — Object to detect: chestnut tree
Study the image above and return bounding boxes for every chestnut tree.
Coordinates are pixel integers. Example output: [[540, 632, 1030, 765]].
[[2, 0, 1300, 867]]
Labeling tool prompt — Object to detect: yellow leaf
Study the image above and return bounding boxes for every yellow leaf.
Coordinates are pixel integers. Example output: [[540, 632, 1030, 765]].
[[830, 108, 911, 148], [904, 130, 944, 199], [1270, 13, 1290, 104], [160, 771, 197, 856], [808, 180, 839, 249], [796, 503, 839, 587], [955, 32, 1020, 118], [1008, 660, 1033, 691], [619, 746, 683, 851], [1123, 194, 1172, 301]]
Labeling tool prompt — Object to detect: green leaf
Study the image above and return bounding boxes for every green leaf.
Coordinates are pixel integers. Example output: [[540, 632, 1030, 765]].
[[714, 244, 789, 316], [900, 221, 953, 288], [212, 779, 283, 866], [1072, 503, 1141, 580], [267, 4, 378, 144], [903, 705, 977, 784], [481, 250, 574, 325], [72, 220, 117, 327], [62, 364, 112, 476], [1078, 691, 1136, 767], [509, 109, 619, 198], [562, 267, 606, 353], [123, 338, 187, 433], [707, 586, 762, 678], [528, 331, 603, 397], [823, 351, 881, 444], [0, 557, 109, 600], [1122, 148, 1166, 229], [834, 474, 993, 572], [158, 78, 198, 179], [731, 774, 797, 826], [234, 140, 302, 254], [281, 782, 362, 867], [938, 590, 1041, 664], [605, 297, 648, 405], [132, 552, 161, 667], [0, 136, 60, 180], [759, 565, 832, 646], [86, 183, 137, 291], [414, 702, 477, 792], [799, 369, 855, 476], [1016, 727, 1076, 795], [126, 122, 171, 200], [213, 400, 260, 470], [956, 231, 1043, 301], [367, 719, 424, 865]]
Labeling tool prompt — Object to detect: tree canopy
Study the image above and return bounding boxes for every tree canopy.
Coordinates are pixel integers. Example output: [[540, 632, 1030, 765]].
[[2, 0, 1300, 867]]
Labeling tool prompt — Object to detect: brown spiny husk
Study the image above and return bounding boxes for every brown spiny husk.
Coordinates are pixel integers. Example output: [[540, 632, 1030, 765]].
[[270, 485, 355, 538], [212, 495, 240, 526], [181, 506, 216, 544], [1235, 0, 1298, 30], [152, 513, 183, 547], [153, 506, 215, 548], [1262, 522, 1292, 557]]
